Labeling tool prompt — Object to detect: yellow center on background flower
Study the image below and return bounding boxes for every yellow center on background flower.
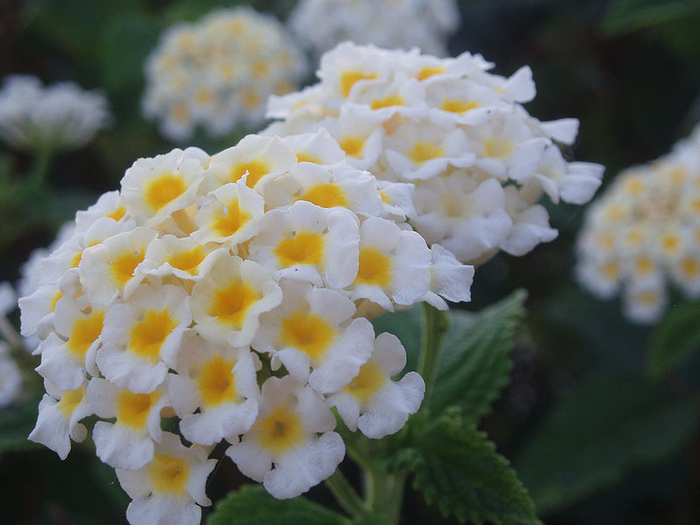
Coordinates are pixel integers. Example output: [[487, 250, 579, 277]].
[[198, 356, 237, 406], [634, 255, 655, 276], [280, 311, 335, 361], [417, 66, 444, 81], [601, 261, 619, 280], [210, 282, 258, 328], [213, 200, 251, 237], [441, 99, 479, 114], [371, 94, 404, 110], [58, 387, 85, 417], [145, 174, 187, 213], [117, 390, 160, 428], [105, 205, 126, 222], [257, 407, 305, 454], [274, 232, 324, 267], [129, 309, 178, 361], [356, 247, 392, 287], [149, 454, 189, 495], [67, 310, 105, 359], [483, 138, 514, 159], [298, 183, 348, 209], [408, 141, 445, 164], [295, 152, 320, 164], [231, 159, 269, 188], [111, 250, 146, 287], [680, 256, 700, 278], [338, 136, 365, 158], [167, 246, 207, 274], [344, 361, 386, 404], [340, 71, 378, 98]]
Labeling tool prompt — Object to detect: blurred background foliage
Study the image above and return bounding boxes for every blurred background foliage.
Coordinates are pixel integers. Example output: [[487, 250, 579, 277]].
[[2, 0, 700, 523]]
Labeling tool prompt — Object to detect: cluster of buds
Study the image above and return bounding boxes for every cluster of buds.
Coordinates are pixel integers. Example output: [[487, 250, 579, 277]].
[[265, 43, 604, 265], [142, 7, 307, 141], [577, 126, 700, 323], [289, 0, 460, 58], [19, 130, 474, 524], [0, 75, 111, 153]]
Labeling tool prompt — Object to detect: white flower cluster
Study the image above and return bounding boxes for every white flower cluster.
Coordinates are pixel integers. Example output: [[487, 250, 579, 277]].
[[577, 126, 700, 323], [143, 7, 307, 142], [0, 75, 111, 152], [288, 0, 460, 57], [20, 130, 474, 525], [265, 43, 604, 265]]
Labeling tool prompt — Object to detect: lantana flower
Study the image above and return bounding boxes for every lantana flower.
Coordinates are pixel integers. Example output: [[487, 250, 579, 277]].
[[0, 75, 111, 152], [577, 124, 700, 323], [21, 129, 474, 524], [142, 7, 307, 141], [264, 42, 604, 265]]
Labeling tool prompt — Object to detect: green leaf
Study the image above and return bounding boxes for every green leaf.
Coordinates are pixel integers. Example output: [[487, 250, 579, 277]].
[[404, 411, 539, 525], [515, 373, 700, 514], [371, 306, 423, 373], [647, 301, 700, 376], [428, 290, 527, 421], [208, 484, 349, 525], [602, 0, 700, 35], [0, 399, 41, 453]]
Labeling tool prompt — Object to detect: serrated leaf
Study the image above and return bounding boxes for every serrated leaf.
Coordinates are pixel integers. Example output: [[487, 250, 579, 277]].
[[647, 301, 700, 376], [404, 412, 538, 525], [515, 373, 699, 514], [208, 484, 349, 525], [371, 306, 423, 373], [0, 399, 41, 452], [602, 0, 700, 35], [428, 290, 526, 422]]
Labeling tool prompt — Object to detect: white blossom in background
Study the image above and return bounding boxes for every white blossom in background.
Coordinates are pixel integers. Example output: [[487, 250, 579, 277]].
[[142, 7, 307, 141], [289, 0, 460, 57], [576, 125, 700, 324], [19, 130, 475, 525], [264, 43, 604, 266], [0, 75, 111, 152]]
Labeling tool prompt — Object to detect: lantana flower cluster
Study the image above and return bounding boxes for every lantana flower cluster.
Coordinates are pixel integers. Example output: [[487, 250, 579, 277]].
[[143, 7, 307, 141], [0, 75, 111, 152], [19, 130, 474, 524], [288, 0, 460, 58], [265, 43, 604, 265], [576, 126, 700, 323]]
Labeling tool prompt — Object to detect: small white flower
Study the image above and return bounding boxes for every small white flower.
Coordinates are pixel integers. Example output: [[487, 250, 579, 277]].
[[226, 376, 345, 499]]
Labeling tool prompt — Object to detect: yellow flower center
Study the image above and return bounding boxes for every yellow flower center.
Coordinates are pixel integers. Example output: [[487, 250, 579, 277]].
[[111, 249, 146, 287], [145, 174, 187, 213], [210, 282, 258, 329], [280, 311, 335, 361], [67, 309, 105, 359], [338, 136, 365, 158], [149, 454, 189, 495], [213, 200, 250, 237], [198, 356, 237, 407], [58, 387, 85, 417], [231, 160, 269, 188], [441, 99, 479, 114], [371, 94, 404, 110], [117, 390, 160, 428], [298, 183, 348, 209], [274, 231, 324, 267], [407, 141, 445, 164], [129, 309, 178, 361], [344, 361, 386, 404], [340, 71, 377, 98], [356, 247, 392, 287], [257, 407, 305, 454]]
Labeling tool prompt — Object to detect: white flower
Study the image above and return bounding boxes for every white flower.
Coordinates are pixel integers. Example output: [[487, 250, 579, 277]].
[[328, 332, 424, 438], [253, 280, 375, 394], [264, 43, 602, 264], [143, 7, 306, 141], [29, 380, 92, 459], [577, 123, 700, 322], [226, 376, 345, 499], [116, 432, 216, 525], [288, 0, 460, 58]]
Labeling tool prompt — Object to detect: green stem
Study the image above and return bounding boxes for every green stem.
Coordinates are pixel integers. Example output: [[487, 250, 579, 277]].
[[417, 303, 451, 398], [29, 148, 53, 187], [364, 467, 407, 525], [325, 469, 368, 519]]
